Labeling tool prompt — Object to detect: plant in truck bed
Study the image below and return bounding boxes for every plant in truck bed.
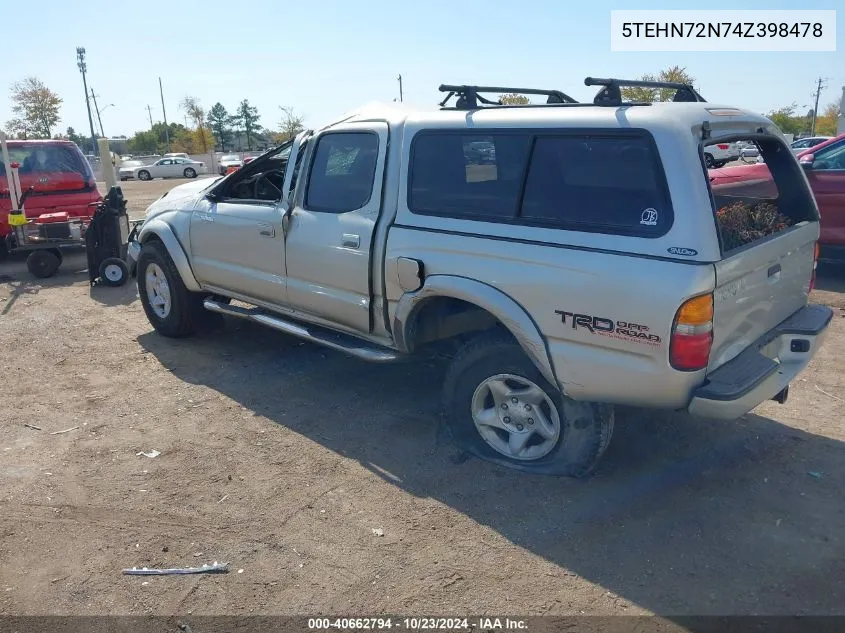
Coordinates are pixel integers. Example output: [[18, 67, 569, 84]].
[[716, 201, 792, 251]]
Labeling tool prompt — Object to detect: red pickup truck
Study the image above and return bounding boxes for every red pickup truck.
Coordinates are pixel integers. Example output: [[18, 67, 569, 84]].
[[1, 140, 102, 258], [709, 133, 845, 263]]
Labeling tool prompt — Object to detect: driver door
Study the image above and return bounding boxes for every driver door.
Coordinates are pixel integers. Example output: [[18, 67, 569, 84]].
[[189, 145, 293, 307]]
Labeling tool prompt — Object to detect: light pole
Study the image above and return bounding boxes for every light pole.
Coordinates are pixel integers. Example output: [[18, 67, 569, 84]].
[[76, 47, 98, 156]]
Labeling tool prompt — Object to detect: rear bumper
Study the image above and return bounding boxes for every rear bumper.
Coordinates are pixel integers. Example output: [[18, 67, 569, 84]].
[[687, 304, 833, 420]]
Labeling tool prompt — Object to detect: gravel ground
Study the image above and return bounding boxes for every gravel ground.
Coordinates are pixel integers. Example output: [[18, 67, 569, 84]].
[[0, 178, 843, 619]]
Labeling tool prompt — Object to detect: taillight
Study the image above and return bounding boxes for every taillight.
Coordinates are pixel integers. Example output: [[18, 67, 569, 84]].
[[717, 144, 729, 150], [809, 243, 819, 291], [670, 294, 714, 371]]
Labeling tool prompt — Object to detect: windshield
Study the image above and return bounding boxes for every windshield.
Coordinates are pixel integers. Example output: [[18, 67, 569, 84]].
[[1, 144, 89, 177], [122, 160, 144, 168], [221, 155, 240, 161]]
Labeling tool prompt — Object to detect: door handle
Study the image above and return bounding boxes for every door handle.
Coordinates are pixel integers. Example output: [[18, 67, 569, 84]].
[[258, 224, 275, 237], [342, 233, 360, 249]]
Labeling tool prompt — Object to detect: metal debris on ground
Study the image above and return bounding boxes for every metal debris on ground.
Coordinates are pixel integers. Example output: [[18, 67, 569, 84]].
[[136, 450, 161, 458], [23, 424, 42, 431], [122, 562, 229, 576], [50, 426, 79, 435]]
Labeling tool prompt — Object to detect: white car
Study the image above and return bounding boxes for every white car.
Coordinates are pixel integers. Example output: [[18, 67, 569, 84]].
[[790, 136, 831, 154], [164, 152, 190, 159], [134, 157, 207, 181], [119, 160, 146, 180], [218, 154, 243, 175], [703, 141, 740, 168]]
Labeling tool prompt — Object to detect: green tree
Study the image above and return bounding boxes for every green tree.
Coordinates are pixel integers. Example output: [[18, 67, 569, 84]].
[[65, 126, 91, 152], [767, 104, 806, 137], [180, 96, 211, 154], [237, 99, 260, 150], [620, 66, 696, 103], [6, 77, 62, 138], [276, 106, 304, 143], [207, 102, 234, 151], [499, 93, 529, 105], [815, 102, 841, 137], [127, 122, 188, 154]]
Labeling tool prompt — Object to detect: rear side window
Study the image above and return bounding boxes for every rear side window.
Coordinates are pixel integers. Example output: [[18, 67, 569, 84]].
[[409, 133, 531, 218], [521, 136, 671, 234], [305, 132, 379, 212], [408, 130, 672, 236]]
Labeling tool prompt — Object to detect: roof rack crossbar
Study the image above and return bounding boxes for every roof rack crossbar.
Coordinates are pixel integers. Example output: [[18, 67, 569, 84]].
[[438, 84, 578, 109], [584, 77, 706, 106]]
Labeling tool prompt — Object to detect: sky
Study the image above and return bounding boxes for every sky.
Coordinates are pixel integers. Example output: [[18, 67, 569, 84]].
[[3, 0, 843, 139]]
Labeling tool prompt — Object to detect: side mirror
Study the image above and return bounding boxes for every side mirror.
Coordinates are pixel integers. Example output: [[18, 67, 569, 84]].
[[799, 154, 815, 169]]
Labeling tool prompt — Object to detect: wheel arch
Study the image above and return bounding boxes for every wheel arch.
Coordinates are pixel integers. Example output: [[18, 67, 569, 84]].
[[392, 275, 559, 388], [137, 218, 201, 291]]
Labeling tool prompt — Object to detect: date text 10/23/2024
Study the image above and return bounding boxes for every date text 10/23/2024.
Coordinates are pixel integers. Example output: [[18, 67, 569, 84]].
[[308, 617, 528, 631]]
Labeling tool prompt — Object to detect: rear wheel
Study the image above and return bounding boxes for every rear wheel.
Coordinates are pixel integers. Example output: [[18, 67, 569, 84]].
[[138, 170, 151, 181], [26, 249, 61, 279], [704, 153, 715, 168], [184, 168, 197, 178], [98, 257, 129, 287], [137, 241, 199, 337], [443, 331, 614, 477]]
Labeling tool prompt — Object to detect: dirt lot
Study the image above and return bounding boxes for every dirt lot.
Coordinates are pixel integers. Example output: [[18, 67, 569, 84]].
[[1, 179, 844, 618]]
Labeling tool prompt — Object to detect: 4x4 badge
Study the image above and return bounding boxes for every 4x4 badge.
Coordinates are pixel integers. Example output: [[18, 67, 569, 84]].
[[640, 208, 658, 226]]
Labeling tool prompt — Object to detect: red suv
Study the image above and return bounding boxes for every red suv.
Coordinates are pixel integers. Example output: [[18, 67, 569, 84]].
[[709, 133, 845, 262], [1, 140, 102, 258]]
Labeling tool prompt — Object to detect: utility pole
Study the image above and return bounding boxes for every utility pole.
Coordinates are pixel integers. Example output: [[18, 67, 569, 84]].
[[90, 89, 105, 138], [811, 77, 827, 136], [76, 47, 98, 155], [145, 105, 155, 128], [397, 74, 404, 102], [159, 77, 170, 151]]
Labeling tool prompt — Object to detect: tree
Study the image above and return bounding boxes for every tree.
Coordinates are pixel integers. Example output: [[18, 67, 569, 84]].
[[237, 99, 260, 150], [6, 77, 62, 138], [499, 93, 529, 105], [276, 106, 304, 143], [767, 104, 807, 137], [620, 66, 696, 103], [815, 102, 842, 137], [65, 126, 91, 152], [207, 102, 234, 151], [180, 96, 211, 154], [127, 122, 188, 154]]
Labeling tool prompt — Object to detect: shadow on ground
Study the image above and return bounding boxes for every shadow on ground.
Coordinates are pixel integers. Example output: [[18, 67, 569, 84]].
[[138, 313, 845, 617]]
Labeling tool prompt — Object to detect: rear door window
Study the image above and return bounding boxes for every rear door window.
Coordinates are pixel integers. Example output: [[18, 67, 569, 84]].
[[520, 135, 672, 235]]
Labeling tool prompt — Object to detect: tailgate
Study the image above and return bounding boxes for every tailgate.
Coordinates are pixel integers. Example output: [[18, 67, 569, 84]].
[[709, 221, 818, 371]]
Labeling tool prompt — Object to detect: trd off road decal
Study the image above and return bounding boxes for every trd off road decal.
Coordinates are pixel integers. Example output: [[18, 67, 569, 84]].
[[554, 310, 662, 346]]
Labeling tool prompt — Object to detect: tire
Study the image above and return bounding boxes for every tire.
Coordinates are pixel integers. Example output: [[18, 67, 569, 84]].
[[26, 249, 61, 279], [49, 248, 63, 265], [0, 238, 7, 262], [98, 257, 129, 287], [704, 153, 715, 168], [138, 170, 152, 181], [136, 240, 200, 337], [443, 331, 614, 477], [184, 168, 197, 178], [713, 160, 727, 168]]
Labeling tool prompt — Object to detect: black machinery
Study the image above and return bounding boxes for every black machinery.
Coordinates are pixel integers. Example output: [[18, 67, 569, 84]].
[[85, 185, 135, 287]]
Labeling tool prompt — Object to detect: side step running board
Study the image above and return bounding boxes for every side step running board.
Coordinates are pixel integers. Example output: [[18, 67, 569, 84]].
[[203, 299, 401, 363]]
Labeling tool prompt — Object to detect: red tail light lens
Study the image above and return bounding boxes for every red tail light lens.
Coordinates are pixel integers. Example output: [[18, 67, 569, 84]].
[[717, 144, 729, 150], [670, 294, 714, 371]]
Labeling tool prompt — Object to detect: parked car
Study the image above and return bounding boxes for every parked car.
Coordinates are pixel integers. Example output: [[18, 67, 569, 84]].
[[736, 140, 759, 159], [1, 140, 102, 260], [218, 154, 243, 175], [703, 141, 740, 167], [127, 81, 831, 477], [709, 133, 845, 263], [118, 159, 145, 181], [133, 157, 207, 181], [791, 136, 832, 154]]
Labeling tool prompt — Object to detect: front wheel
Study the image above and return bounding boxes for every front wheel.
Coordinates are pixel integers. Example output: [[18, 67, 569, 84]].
[[137, 241, 199, 337], [443, 332, 614, 477], [184, 168, 197, 178]]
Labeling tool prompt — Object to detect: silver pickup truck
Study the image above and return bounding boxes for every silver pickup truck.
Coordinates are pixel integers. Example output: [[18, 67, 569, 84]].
[[128, 79, 832, 477]]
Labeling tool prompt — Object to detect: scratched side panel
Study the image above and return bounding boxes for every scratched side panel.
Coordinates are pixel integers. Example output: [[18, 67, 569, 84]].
[[386, 227, 716, 408]]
